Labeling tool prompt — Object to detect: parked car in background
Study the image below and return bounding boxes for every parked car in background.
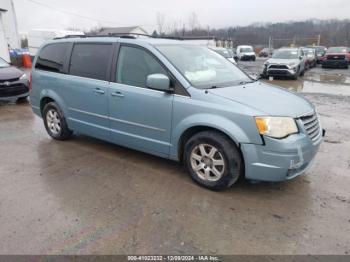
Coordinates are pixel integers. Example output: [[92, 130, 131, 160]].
[[0, 57, 30, 101], [322, 47, 350, 69], [262, 47, 306, 79], [302, 48, 317, 68], [210, 47, 237, 64], [308, 46, 327, 64], [236, 45, 256, 61], [30, 37, 323, 190], [259, 48, 272, 57]]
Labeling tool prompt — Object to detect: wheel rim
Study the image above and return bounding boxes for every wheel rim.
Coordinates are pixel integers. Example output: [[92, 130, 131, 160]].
[[46, 109, 61, 136], [190, 144, 225, 182]]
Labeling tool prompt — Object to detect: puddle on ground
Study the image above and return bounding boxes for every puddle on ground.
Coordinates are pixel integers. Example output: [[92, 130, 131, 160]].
[[305, 71, 350, 85], [263, 72, 350, 96]]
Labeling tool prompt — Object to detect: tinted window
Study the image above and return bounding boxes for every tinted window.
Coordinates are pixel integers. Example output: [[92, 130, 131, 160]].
[[35, 43, 68, 73], [69, 44, 112, 81], [116, 46, 168, 88]]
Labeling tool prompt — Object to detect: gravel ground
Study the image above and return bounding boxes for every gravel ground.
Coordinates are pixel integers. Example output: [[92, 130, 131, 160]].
[[0, 62, 349, 255]]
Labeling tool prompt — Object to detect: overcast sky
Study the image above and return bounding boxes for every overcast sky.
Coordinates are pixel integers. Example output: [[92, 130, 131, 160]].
[[13, 0, 350, 34]]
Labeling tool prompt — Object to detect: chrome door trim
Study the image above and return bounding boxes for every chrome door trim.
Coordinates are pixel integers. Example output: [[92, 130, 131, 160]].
[[68, 107, 108, 119], [68, 107, 166, 132], [109, 116, 166, 132]]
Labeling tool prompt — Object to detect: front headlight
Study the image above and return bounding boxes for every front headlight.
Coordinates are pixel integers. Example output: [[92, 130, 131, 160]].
[[255, 116, 298, 139], [20, 73, 28, 81]]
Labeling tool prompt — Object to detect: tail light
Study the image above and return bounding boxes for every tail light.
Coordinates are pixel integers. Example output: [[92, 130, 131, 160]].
[[29, 72, 32, 92]]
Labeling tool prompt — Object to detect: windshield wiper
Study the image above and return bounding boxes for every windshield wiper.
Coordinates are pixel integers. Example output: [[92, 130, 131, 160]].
[[238, 80, 255, 85], [209, 85, 224, 89]]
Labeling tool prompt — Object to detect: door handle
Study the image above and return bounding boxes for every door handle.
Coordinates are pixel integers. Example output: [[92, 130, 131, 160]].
[[93, 88, 105, 95], [111, 91, 124, 98]]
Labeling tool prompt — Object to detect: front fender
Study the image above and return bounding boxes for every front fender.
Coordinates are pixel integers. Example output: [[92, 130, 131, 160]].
[[170, 113, 256, 160]]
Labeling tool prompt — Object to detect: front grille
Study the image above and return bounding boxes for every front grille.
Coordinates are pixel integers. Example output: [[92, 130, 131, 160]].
[[0, 77, 19, 83], [326, 55, 345, 60], [0, 83, 28, 97], [268, 69, 288, 75], [300, 112, 321, 141], [269, 65, 288, 69]]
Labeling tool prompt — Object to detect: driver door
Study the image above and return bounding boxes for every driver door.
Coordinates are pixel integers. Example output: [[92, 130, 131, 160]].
[[108, 45, 174, 157]]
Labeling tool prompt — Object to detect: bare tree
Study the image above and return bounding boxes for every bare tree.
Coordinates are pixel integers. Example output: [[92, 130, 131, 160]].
[[188, 12, 200, 33], [156, 13, 166, 35]]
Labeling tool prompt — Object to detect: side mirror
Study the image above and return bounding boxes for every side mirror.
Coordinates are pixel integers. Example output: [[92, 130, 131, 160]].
[[299, 56, 303, 60], [146, 74, 172, 92]]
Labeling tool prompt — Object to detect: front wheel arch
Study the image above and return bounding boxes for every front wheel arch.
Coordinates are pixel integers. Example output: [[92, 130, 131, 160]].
[[178, 126, 244, 164]]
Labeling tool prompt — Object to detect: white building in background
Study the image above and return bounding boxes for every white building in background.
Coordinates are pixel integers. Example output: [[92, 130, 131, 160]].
[[0, 0, 20, 61], [0, 8, 10, 61], [28, 29, 85, 56], [97, 26, 148, 36]]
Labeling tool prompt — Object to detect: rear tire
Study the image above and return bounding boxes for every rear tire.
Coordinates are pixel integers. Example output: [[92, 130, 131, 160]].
[[183, 131, 242, 191], [42, 102, 72, 140]]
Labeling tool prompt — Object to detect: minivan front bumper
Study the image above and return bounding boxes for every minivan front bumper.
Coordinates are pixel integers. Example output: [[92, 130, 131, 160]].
[[241, 129, 324, 182]]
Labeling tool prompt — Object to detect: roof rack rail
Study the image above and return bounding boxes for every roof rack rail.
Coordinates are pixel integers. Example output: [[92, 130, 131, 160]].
[[53, 33, 215, 41]]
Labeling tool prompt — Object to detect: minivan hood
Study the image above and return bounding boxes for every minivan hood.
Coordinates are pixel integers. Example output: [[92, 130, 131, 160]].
[[208, 81, 313, 117], [0, 66, 23, 81], [267, 58, 299, 65]]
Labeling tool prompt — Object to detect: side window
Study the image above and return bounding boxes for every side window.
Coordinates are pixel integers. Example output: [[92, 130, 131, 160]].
[[116, 46, 168, 88], [69, 43, 112, 81], [35, 43, 69, 73]]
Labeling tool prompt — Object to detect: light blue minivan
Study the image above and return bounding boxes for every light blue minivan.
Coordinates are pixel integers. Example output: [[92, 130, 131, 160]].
[[30, 36, 324, 190]]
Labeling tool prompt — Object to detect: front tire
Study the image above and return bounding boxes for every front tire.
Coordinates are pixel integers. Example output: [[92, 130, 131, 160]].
[[43, 102, 72, 140], [16, 96, 28, 103], [184, 131, 242, 191]]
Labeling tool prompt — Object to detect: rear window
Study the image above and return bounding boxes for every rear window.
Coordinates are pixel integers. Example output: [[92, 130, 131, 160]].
[[35, 43, 69, 73], [69, 43, 112, 81]]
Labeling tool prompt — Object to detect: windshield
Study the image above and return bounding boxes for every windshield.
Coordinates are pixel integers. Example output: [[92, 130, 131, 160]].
[[0, 57, 10, 68], [213, 49, 231, 59], [240, 47, 253, 53], [156, 45, 251, 89], [315, 48, 326, 55], [327, 47, 348, 53], [272, 49, 299, 59], [304, 49, 314, 54]]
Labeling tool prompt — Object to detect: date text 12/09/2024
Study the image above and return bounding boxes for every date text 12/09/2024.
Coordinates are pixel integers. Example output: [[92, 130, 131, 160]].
[[127, 255, 219, 261]]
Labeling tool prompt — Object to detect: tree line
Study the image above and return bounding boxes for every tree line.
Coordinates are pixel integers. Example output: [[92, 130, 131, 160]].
[[155, 17, 350, 48]]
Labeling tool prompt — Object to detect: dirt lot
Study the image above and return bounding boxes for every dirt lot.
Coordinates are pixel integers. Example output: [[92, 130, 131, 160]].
[[0, 62, 349, 255]]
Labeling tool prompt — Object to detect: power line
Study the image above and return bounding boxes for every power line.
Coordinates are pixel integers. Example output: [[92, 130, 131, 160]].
[[24, 0, 155, 27]]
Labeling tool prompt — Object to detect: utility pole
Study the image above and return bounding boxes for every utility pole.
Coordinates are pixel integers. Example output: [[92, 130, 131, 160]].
[[268, 36, 272, 53], [207, 26, 210, 46], [317, 34, 321, 46]]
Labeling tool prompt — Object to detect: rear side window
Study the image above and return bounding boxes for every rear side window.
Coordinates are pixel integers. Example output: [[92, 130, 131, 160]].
[[69, 43, 112, 81], [35, 43, 69, 73]]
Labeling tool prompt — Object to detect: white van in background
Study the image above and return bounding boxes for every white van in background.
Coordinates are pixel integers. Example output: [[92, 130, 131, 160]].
[[28, 29, 84, 57], [236, 45, 256, 61]]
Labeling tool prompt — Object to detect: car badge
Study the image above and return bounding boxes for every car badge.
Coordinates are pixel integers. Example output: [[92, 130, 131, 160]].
[[4, 81, 10, 86]]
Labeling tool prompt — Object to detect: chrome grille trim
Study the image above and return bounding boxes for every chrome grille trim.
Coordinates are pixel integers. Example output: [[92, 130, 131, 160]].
[[299, 111, 321, 141]]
